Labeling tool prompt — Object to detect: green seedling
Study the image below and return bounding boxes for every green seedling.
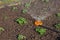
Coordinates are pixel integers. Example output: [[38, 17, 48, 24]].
[[22, 9, 28, 13], [3, 16, 8, 20], [42, 0, 49, 2], [17, 34, 26, 40], [16, 17, 27, 25], [55, 23, 60, 29], [0, 27, 5, 32], [25, 3, 31, 8], [11, 6, 18, 11], [56, 13, 60, 17], [35, 27, 46, 36]]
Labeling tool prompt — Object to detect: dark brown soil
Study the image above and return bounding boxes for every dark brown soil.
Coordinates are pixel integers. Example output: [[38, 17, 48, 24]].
[[0, 0, 60, 40]]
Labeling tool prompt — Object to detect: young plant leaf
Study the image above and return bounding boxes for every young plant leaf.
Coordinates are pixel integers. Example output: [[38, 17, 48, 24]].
[[16, 17, 27, 25], [0, 27, 5, 32], [56, 13, 60, 17], [17, 34, 26, 40], [25, 3, 31, 8], [11, 6, 18, 11], [36, 27, 46, 36], [22, 9, 28, 13], [55, 23, 60, 29]]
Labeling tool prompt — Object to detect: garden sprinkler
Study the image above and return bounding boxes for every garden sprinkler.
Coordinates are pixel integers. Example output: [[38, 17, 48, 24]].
[[34, 20, 60, 33]]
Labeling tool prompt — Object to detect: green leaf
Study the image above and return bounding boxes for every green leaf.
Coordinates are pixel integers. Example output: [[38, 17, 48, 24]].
[[36, 27, 40, 32], [39, 28, 46, 36], [0, 27, 5, 32], [36, 27, 46, 36], [22, 9, 28, 13], [25, 3, 31, 8], [12, 7, 18, 11], [56, 13, 60, 17], [55, 23, 60, 29], [17, 34, 26, 40], [16, 17, 27, 25], [19, 21, 24, 25]]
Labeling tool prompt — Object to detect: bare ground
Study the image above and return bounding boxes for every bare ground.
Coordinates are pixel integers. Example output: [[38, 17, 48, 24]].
[[0, 0, 60, 40]]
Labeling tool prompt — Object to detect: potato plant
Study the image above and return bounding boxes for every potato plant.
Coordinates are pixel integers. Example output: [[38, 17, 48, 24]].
[[11, 6, 18, 11], [22, 9, 28, 13], [35, 27, 47, 36], [16, 17, 27, 25], [56, 13, 60, 17], [55, 23, 60, 29], [42, 0, 49, 2], [22, 2, 31, 14], [17, 34, 26, 40]]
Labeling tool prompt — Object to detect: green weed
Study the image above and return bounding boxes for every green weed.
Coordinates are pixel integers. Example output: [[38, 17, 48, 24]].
[[3, 16, 8, 20]]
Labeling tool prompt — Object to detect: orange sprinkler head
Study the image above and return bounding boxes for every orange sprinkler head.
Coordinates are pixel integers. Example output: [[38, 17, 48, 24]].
[[34, 20, 43, 26]]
